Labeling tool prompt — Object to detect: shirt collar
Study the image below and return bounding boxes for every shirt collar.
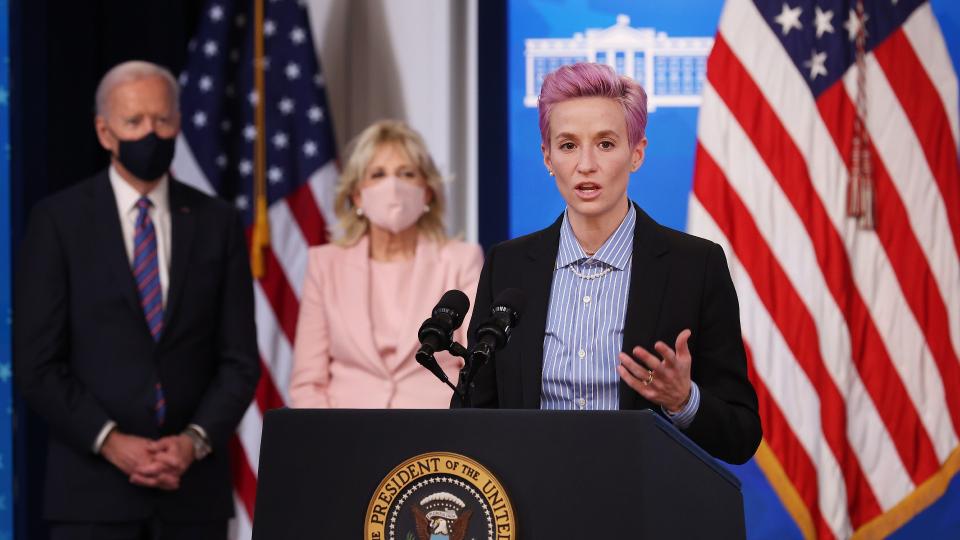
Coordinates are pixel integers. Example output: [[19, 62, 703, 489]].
[[556, 202, 636, 271], [108, 165, 169, 215]]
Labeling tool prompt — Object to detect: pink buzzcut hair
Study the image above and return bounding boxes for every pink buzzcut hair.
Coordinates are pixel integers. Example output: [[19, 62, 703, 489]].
[[537, 62, 648, 149]]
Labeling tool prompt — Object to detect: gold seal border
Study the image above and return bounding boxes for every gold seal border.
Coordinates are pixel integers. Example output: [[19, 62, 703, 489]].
[[364, 451, 517, 540]]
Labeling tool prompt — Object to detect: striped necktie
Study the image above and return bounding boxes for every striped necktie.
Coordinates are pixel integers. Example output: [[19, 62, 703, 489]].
[[133, 196, 166, 425], [134, 197, 163, 339]]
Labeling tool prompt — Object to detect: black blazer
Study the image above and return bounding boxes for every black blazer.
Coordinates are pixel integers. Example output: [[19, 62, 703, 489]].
[[14, 170, 260, 521], [467, 203, 761, 464]]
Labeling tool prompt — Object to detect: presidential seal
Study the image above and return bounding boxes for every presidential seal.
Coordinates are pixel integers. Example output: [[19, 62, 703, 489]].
[[365, 452, 517, 540]]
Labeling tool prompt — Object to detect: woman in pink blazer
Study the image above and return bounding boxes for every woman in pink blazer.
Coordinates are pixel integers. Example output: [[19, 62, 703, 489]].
[[290, 120, 483, 409]]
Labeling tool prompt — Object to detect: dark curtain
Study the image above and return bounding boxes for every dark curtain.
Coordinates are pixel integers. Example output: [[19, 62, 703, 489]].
[[478, 0, 509, 250]]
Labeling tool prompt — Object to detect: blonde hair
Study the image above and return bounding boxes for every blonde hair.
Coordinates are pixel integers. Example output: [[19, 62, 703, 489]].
[[333, 120, 448, 245]]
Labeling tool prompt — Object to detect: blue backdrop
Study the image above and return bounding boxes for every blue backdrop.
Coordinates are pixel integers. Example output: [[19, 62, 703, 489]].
[[508, 0, 725, 238], [0, 0, 13, 538], [505, 0, 960, 537]]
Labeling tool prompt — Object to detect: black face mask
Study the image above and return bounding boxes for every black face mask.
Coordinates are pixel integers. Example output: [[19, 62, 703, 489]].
[[114, 131, 176, 181]]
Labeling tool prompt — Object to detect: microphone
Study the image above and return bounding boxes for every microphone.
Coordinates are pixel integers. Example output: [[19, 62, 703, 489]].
[[452, 289, 526, 408], [416, 290, 470, 386], [468, 288, 526, 368]]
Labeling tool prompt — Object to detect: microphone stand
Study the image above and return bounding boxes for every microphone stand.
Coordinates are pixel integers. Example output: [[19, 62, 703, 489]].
[[453, 343, 493, 408], [419, 341, 471, 400], [449, 341, 470, 361], [416, 351, 460, 396], [448, 342, 470, 403]]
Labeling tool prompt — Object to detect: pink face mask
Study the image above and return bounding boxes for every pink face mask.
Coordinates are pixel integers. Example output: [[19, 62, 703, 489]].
[[359, 176, 428, 234]]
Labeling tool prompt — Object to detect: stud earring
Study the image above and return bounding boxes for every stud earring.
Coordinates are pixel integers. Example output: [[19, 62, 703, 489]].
[[355, 207, 364, 217], [548, 170, 555, 176]]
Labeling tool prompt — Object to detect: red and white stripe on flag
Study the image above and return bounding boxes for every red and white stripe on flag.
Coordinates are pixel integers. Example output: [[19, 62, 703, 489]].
[[171, 1, 340, 537], [689, 0, 960, 538], [175, 144, 339, 540], [232, 162, 339, 539]]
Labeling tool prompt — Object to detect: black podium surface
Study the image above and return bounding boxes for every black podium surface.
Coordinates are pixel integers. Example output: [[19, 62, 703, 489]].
[[252, 409, 745, 539]]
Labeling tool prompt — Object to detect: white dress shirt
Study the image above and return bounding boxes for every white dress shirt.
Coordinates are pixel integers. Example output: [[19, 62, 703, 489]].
[[541, 204, 700, 428]]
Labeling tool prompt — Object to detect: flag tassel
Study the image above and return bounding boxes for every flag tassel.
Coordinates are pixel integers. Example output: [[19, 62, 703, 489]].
[[251, 197, 269, 277], [847, 0, 875, 230]]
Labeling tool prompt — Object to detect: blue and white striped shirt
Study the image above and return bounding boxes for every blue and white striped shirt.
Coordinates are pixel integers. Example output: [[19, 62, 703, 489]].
[[540, 204, 700, 428]]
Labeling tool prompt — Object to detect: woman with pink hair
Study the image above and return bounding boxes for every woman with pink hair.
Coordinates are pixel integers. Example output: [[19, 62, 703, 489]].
[[463, 62, 761, 465]]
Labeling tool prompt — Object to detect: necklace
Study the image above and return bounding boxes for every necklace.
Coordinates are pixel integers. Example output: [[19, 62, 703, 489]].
[[568, 264, 613, 280]]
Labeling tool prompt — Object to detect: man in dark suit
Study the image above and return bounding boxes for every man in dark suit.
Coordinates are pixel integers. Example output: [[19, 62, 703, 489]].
[[465, 62, 760, 465], [14, 60, 259, 539]]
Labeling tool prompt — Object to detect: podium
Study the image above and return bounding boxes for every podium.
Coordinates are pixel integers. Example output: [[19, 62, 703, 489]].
[[252, 409, 745, 539]]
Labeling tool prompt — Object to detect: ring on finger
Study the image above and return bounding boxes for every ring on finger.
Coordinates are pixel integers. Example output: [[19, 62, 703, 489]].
[[644, 370, 655, 386]]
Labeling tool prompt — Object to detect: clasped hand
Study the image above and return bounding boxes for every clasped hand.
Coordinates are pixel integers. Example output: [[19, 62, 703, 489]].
[[100, 430, 195, 490], [617, 329, 693, 413]]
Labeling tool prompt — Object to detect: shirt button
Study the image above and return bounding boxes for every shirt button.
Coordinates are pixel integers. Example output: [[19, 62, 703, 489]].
[[578, 349, 586, 359], [583, 295, 591, 304], [578, 398, 586, 409]]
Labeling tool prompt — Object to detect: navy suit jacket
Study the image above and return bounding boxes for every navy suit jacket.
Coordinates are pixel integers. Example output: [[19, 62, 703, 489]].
[[466, 203, 761, 464], [14, 169, 259, 521]]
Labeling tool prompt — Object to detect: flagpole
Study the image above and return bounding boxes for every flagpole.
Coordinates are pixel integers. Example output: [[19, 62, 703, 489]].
[[251, 0, 270, 277]]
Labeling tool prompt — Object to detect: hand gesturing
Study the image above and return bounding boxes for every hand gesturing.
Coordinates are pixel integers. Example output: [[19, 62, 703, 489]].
[[617, 329, 693, 412]]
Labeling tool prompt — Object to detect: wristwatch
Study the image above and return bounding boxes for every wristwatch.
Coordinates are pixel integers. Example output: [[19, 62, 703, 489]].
[[183, 425, 213, 460]]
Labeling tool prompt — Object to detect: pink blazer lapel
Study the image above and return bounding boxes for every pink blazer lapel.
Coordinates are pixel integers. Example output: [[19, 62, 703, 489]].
[[388, 238, 443, 372], [338, 236, 391, 376]]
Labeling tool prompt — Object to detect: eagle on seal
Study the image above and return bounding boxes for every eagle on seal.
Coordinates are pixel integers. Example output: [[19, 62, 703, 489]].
[[411, 504, 473, 540]]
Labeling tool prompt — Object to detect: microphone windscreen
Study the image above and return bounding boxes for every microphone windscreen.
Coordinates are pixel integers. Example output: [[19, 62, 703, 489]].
[[492, 288, 526, 316], [435, 289, 471, 328]]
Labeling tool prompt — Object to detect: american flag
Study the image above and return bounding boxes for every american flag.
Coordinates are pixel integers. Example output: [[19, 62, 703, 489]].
[[689, 0, 959, 538], [171, 0, 337, 537]]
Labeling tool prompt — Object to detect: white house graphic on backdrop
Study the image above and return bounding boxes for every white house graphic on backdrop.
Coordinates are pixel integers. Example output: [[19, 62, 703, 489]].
[[524, 14, 714, 111]]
